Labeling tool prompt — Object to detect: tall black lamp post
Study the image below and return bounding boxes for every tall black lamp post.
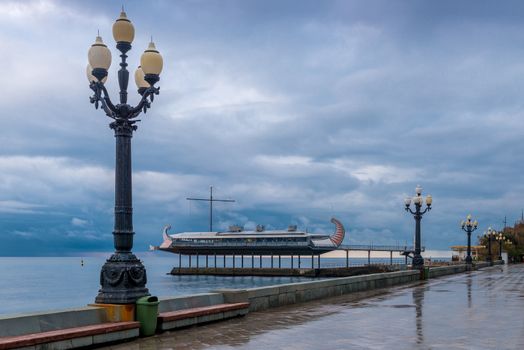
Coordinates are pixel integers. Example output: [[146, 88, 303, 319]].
[[495, 232, 504, 261], [87, 10, 163, 304], [404, 185, 432, 269], [460, 214, 478, 265], [483, 227, 495, 265]]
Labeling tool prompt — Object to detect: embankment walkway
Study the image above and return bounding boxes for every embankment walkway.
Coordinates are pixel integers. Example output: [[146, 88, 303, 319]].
[[103, 264, 524, 350]]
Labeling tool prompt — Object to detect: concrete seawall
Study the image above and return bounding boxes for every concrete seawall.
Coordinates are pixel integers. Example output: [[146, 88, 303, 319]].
[[216, 270, 420, 311]]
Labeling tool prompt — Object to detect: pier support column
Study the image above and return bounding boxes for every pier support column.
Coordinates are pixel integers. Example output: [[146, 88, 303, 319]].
[[196, 254, 199, 269], [298, 255, 301, 269], [206, 255, 208, 268], [346, 250, 349, 268], [223, 255, 226, 268], [189, 255, 192, 268], [233, 254, 235, 269], [271, 254, 274, 268], [368, 250, 371, 265], [214, 253, 216, 269], [318, 254, 320, 269], [279, 255, 281, 268], [291, 255, 294, 269], [390, 251, 393, 265], [241, 255, 244, 268], [252, 255, 254, 268], [178, 254, 181, 270], [260, 255, 262, 268], [311, 254, 314, 269]]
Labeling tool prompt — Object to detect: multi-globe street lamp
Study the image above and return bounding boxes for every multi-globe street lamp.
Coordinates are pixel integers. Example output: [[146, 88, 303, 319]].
[[460, 214, 478, 265], [483, 227, 496, 264], [404, 185, 432, 269], [87, 10, 163, 304], [505, 239, 513, 262], [495, 232, 504, 261]]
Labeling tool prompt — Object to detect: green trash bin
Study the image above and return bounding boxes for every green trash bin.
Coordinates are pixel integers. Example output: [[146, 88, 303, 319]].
[[136, 296, 159, 336], [424, 267, 430, 280]]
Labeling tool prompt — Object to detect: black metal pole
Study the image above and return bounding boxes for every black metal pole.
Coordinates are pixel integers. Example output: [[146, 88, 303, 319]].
[[498, 240, 502, 261], [210, 186, 213, 232], [412, 205, 424, 268], [466, 228, 472, 264], [487, 237, 492, 263], [96, 119, 149, 303]]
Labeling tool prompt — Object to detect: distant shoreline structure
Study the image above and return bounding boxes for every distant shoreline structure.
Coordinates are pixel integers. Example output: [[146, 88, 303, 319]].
[[151, 218, 346, 255]]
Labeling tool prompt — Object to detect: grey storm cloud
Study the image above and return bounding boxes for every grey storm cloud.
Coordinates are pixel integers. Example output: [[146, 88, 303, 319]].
[[1, 0, 524, 255]]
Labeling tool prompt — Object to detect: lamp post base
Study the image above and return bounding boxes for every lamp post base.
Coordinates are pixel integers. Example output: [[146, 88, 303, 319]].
[[95, 252, 149, 304], [465, 255, 472, 264], [412, 255, 424, 269]]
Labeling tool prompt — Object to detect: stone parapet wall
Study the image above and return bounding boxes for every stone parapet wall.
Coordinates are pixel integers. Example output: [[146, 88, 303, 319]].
[[218, 270, 420, 312], [427, 264, 467, 278]]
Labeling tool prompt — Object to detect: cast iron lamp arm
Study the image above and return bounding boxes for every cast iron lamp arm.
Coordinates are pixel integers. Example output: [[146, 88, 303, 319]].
[[89, 81, 118, 118], [129, 86, 160, 118], [406, 207, 417, 215], [420, 206, 431, 215]]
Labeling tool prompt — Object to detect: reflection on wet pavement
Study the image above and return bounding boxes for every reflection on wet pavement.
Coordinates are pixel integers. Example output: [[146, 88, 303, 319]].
[[102, 264, 524, 349]]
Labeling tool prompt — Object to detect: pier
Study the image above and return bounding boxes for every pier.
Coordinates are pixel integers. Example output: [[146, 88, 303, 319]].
[[168, 244, 426, 276]]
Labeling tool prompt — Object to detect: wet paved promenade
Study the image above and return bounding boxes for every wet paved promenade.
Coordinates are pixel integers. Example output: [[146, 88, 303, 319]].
[[105, 264, 524, 350]]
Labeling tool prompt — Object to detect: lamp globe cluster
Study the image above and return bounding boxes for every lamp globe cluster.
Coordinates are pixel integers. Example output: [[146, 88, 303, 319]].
[[87, 9, 163, 92]]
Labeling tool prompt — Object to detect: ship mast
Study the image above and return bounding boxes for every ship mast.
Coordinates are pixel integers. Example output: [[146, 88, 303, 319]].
[[186, 186, 236, 232]]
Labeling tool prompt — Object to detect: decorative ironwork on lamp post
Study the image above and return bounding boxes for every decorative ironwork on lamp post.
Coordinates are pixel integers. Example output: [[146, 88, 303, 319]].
[[87, 9, 163, 304], [460, 214, 478, 265], [404, 185, 432, 269]]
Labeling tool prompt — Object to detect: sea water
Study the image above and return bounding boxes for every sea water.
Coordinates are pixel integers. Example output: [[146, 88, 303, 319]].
[[0, 252, 450, 315]]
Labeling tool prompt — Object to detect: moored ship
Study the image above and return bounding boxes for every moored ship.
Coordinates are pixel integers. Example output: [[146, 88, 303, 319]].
[[151, 218, 346, 255]]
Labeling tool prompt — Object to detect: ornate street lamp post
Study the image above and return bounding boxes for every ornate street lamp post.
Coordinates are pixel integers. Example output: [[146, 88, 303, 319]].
[[404, 185, 432, 269], [496, 232, 504, 261], [505, 239, 512, 262], [460, 214, 478, 265], [87, 10, 163, 304], [483, 227, 495, 265]]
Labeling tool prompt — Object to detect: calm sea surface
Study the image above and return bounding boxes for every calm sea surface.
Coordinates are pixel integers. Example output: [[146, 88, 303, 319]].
[[0, 253, 448, 316]]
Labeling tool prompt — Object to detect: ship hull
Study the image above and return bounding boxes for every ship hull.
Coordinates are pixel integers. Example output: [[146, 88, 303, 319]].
[[158, 245, 336, 256]]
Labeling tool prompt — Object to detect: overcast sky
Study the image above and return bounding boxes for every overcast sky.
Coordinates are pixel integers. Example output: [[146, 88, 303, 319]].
[[1, 0, 523, 255]]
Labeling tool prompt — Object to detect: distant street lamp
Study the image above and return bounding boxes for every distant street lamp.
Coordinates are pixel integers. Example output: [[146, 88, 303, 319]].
[[505, 239, 513, 262], [460, 214, 478, 265], [87, 9, 163, 304], [404, 185, 432, 269], [496, 232, 504, 261], [483, 227, 496, 265]]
